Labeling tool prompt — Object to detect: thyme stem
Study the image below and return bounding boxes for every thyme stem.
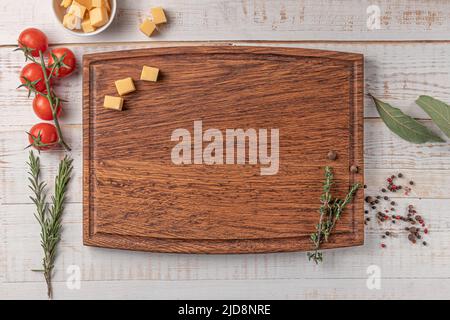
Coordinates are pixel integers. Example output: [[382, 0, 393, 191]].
[[308, 166, 360, 264], [38, 51, 71, 151]]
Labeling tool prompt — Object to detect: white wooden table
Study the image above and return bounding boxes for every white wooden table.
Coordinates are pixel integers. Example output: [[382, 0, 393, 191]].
[[1, 0, 450, 300]]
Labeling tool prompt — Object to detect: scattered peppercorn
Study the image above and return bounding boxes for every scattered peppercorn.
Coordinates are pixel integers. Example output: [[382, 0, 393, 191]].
[[365, 179, 428, 250]]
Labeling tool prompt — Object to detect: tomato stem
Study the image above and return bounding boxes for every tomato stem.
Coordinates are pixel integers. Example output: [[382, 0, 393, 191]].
[[38, 51, 71, 152]]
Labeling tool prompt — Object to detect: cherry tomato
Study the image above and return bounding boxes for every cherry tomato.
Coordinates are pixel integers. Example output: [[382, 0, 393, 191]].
[[47, 48, 76, 78], [18, 28, 48, 57], [28, 123, 58, 150], [20, 63, 50, 93], [32, 94, 62, 120]]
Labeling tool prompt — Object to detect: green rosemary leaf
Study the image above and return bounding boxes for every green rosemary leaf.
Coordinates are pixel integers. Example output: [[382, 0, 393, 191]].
[[27, 151, 73, 299], [370, 94, 444, 143], [415, 95, 450, 138]]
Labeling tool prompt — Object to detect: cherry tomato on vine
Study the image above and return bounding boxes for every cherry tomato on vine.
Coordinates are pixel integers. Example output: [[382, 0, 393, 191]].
[[47, 48, 76, 78], [28, 123, 58, 150], [18, 28, 48, 57], [32, 94, 62, 121], [20, 63, 51, 93]]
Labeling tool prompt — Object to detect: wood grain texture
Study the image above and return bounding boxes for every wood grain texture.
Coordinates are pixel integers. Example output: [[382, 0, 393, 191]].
[[3, 42, 450, 127], [3, 198, 449, 284], [83, 46, 364, 253], [2, 0, 450, 299], [3, 279, 450, 300], [2, 0, 450, 44]]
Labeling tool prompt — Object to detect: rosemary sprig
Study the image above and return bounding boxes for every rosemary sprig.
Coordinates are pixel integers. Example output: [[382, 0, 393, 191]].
[[307, 166, 360, 264], [27, 151, 73, 299]]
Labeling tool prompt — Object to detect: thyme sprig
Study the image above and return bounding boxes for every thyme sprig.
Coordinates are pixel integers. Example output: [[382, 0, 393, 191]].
[[16, 44, 71, 151], [27, 151, 73, 299], [307, 166, 360, 264]]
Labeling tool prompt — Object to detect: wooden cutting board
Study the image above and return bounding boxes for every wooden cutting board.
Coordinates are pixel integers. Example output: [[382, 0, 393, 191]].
[[83, 46, 364, 254]]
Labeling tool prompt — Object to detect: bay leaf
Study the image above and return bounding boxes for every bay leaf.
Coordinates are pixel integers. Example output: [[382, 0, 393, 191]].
[[370, 94, 444, 144], [415, 95, 450, 138]]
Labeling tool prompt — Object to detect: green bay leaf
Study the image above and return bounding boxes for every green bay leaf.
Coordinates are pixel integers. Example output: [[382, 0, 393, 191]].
[[370, 94, 444, 144], [416, 95, 450, 138]]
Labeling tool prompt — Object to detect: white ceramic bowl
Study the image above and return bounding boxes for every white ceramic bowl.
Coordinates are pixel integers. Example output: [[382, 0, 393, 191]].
[[52, 0, 117, 37]]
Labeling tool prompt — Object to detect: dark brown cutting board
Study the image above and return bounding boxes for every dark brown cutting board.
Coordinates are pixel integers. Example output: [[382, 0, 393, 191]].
[[83, 46, 364, 254]]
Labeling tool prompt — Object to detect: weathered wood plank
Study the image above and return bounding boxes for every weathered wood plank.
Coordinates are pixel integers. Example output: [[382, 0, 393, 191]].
[[1, 4, 450, 298], [2, 278, 450, 300], [2, 42, 450, 126], [1, 122, 449, 205], [2, 0, 450, 45], [2, 198, 448, 283]]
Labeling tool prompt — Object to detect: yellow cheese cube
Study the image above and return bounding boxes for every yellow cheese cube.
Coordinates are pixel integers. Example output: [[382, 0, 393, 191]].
[[60, 0, 73, 8], [91, 0, 104, 7], [151, 7, 167, 24], [68, 1, 87, 19], [104, 96, 124, 111], [82, 18, 96, 33], [115, 77, 136, 96], [104, 0, 111, 12], [90, 7, 109, 27], [77, 0, 92, 10], [141, 66, 159, 82], [139, 19, 156, 37], [63, 13, 81, 30]]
